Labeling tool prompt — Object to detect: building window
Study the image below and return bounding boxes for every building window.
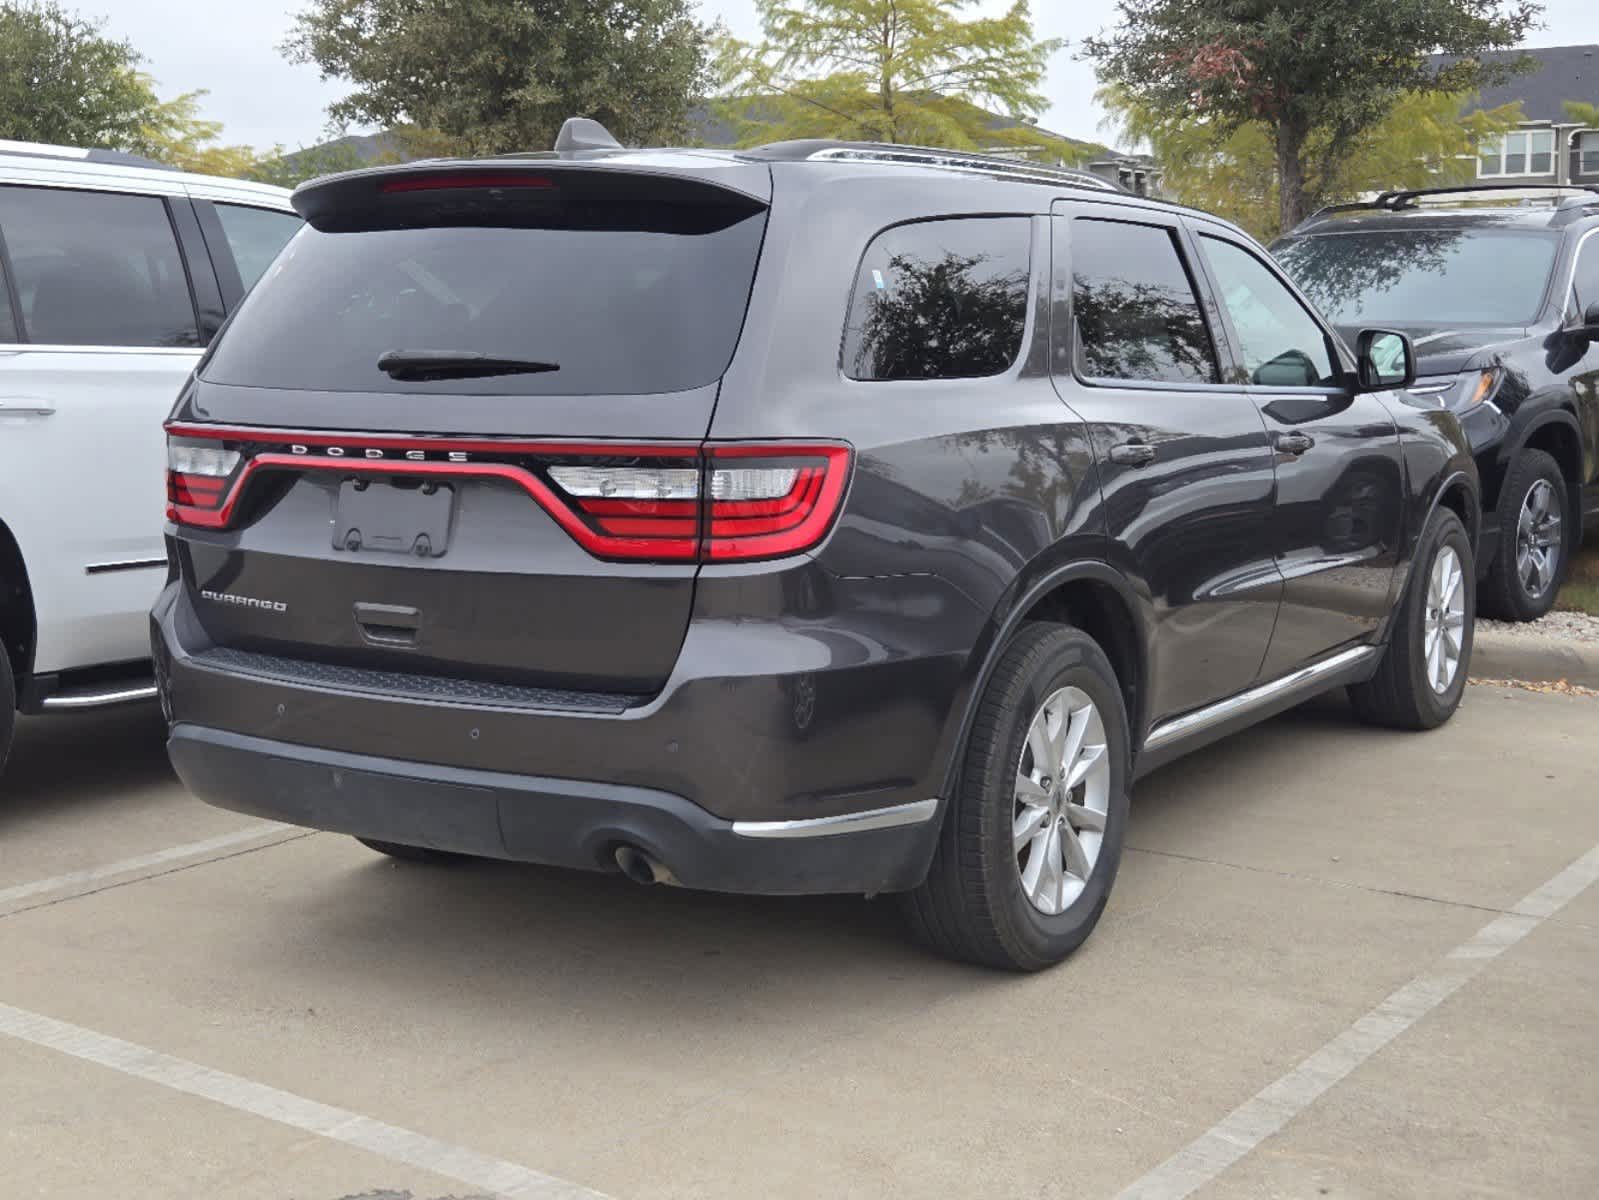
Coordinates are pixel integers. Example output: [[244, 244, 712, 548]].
[[1479, 129, 1557, 178], [1578, 132, 1599, 180]]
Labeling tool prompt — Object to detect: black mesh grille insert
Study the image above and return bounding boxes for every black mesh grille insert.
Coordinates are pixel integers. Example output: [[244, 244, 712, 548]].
[[191, 646, 645, 713]]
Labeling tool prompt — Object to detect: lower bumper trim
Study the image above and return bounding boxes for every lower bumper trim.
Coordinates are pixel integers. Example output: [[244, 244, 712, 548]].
[[732, 798, 940, 839]]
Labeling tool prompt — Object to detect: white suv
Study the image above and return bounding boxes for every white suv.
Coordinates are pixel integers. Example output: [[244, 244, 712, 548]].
[[0, 140, 300, 769]]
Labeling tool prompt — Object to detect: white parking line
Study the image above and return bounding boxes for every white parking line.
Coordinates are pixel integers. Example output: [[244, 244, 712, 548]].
[[0, 823, 293, 910], [1116, 841, 1599, 1200], [0, 1001, 611, 1199]]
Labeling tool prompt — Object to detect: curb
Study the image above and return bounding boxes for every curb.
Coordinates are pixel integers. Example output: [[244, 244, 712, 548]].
[[1470, 629, 1599, 688]]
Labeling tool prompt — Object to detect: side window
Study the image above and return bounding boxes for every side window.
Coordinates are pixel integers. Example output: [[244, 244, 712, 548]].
[[1574, 233, 1599, 315], [843, 217, 1031, 381], [214, 204, 303, 291], [0, 186, 198, 347], [1069, 218, 1219, 385], [0, 248, 16, 342], [1200, 235, 1341, 388]]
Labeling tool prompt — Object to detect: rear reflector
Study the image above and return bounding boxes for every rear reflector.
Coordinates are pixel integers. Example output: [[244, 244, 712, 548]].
[[164, 427, 852, 563]]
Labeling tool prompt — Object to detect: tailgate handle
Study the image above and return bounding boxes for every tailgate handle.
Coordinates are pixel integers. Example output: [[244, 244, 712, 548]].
[[354, 602, 422, 647]]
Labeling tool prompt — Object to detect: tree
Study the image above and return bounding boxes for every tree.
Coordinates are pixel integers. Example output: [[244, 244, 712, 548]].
[[1102, 86, 1525, 240], [0, 0, 156, 148], [715, 0, 1064, 154], [284, 0, 715, 156], [0, 2, 264, 177], [1565, 100, 1599, 127], [245, 140, 372, 190], [1082, 0, 1541, 231]]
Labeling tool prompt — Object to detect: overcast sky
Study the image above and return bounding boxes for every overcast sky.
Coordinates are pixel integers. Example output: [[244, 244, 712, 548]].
[[86, 0, 1599, 154]]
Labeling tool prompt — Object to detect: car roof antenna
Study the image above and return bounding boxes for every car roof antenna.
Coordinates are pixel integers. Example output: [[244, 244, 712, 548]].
[[555, 117, 622, 153]]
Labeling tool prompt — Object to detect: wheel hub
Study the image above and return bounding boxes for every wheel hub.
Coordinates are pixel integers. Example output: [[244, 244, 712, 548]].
[[1422, 544, 1466, 695]]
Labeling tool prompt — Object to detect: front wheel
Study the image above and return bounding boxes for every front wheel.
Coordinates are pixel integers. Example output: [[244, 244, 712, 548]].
[[1350, 507, 1474, 730], [0, 646, 14, 778], [1482, 449, 1566, 621], [902, 622, 1130, 971]]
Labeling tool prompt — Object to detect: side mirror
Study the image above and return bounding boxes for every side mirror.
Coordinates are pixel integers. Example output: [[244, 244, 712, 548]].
[[1583, 302, 1599, 335], [1356, 329, 1416, 392]]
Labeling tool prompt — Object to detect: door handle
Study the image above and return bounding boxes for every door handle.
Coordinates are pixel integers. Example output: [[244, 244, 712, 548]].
[[0, 399, 55, 417], [1273, 431, 1315, 456], [1107, 441, 1157, 467]]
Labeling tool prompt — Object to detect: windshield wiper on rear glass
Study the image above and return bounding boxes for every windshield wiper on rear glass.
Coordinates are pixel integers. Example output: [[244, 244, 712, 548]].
[[377, 349, 561, 382]]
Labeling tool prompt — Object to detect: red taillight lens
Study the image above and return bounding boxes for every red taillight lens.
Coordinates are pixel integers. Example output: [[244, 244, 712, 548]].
[[166, 438, 241, 522], [164, 427, 852, 563], [704, 446, 853, 561]]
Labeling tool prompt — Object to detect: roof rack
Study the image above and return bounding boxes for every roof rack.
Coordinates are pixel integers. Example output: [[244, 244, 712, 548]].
[[748, 140, 1125, 193], [0, 137, 171, 171], [1299, 182, 1599, 226]]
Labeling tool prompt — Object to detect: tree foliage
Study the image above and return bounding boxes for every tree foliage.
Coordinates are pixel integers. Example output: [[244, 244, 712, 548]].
[[1103, 86, 1525, 240], [716, 0, 1065, 154], [244, 140, 372, 189], [1566, 100, 1599, 127], [1082, 0, 1541, 230], [285, 0, 715, 156], [0, 2, 263, 177]]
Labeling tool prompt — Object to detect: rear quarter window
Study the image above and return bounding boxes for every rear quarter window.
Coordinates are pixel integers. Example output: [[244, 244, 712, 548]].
[[843, 217, 1032, 381]]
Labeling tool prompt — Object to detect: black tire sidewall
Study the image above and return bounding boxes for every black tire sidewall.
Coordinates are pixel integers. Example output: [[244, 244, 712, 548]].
[[973, 628, 1130, 966], [0, 648, 14, 777], [1400, 510, 1475, 726], [1491, 451, 1566, 621]]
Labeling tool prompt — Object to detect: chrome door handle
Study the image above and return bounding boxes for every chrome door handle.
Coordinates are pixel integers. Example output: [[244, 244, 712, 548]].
[[1273, 431, 1314, 455], [0, 399, 55, 416], [1107, 441, 1157, 467]]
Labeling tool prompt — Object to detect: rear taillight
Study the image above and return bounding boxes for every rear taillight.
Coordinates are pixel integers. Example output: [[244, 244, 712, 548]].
[[166, 438, 240, 516], [164, 427, 852, 564]]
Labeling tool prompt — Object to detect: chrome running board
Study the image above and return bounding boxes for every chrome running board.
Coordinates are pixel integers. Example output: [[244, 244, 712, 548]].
[[39, 683, 159, 711], [732, 797, 940, 839], [1143, 645, 1378, 751]]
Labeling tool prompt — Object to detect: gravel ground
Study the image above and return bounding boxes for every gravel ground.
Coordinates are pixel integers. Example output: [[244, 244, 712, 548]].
[[1477, 609, 1599, 644]]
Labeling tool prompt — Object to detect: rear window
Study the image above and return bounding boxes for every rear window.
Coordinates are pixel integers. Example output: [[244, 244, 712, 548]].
[[202, 180, 767, 396]]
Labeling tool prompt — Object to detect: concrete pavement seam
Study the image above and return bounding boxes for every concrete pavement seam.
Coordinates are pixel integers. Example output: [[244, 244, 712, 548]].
[[1113, 840, 1599, 1200]]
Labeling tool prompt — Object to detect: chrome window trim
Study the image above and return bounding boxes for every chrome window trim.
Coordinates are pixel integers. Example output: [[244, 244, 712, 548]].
[[732, 797, 940, 839], [1144, 645, 1379, 750]]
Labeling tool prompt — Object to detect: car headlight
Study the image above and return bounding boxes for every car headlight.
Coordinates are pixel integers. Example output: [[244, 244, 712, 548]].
[[1406, 368, 1500, 413]]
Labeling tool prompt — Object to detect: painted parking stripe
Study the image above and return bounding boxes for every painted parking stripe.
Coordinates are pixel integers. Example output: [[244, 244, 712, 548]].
[[0, 823, 293, 910], [0, 1001, 610, 1199], [1116, 841, 1599, 1200]]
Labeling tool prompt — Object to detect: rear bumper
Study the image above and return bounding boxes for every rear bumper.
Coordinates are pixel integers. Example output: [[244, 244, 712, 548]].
[[168, 723, 942, 895]]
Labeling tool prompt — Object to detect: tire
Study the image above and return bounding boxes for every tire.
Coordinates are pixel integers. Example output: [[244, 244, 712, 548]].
[[1481, 449, 1567, 621], [902, 622, 1131, 971], [356, 837, 469, 864], [0, 646, 14, 779], [1350, 508, 1474, 730]]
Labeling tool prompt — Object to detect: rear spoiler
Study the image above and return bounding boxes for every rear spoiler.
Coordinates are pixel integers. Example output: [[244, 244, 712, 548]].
[[291, 158, 772, 231]]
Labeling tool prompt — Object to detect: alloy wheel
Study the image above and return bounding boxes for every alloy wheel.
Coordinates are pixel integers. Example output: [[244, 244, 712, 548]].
[[1013, 687, 1111, 916], [1423, 545, 1467, 694], [1515, 479, 1562, 600]]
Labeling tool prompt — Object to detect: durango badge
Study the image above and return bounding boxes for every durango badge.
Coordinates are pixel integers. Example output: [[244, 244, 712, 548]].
[[200, 589, 287, 613]]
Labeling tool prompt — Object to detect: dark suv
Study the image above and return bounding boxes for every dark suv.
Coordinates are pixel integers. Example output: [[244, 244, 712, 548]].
[[1274, 185, 1599, 621], [154, 127, 1480, 970]]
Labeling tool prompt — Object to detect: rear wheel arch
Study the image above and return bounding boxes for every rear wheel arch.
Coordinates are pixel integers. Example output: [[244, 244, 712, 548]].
[[938, 562, 1149, 800], [0, 519, 36, 690]]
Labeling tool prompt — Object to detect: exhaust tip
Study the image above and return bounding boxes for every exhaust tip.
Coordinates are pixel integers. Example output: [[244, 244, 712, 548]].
[[614, 844, 660, 886]]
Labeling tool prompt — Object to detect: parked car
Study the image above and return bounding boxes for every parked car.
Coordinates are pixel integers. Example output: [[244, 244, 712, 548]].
[[1273, 184, 1599, 621], [154, 122, 1479, 970], [0, 139, 301, 773]]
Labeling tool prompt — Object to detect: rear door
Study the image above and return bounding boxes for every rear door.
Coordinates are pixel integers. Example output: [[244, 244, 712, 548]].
[[1050, 201, 1281, 726], [168, 164, 772, 696], [0, 183, 203, 674], [1189, 224, 1403, 676]]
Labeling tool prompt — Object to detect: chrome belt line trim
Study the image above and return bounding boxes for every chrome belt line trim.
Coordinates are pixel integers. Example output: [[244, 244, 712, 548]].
[[40, 684, 159, 711], [731, 797, 940, 839], [85, 557, 167, 575], [1144, 645, 1378, 751]]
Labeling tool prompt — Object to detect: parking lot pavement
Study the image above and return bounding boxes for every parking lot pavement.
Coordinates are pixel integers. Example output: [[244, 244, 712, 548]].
[[1, 685, 1595, 1200]]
